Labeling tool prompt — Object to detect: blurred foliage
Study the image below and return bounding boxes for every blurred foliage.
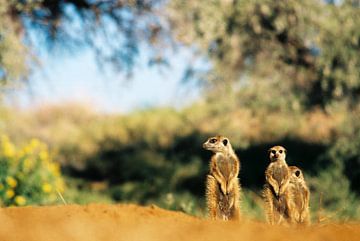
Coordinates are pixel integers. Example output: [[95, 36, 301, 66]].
[[241, 189, 265, 220], [0, 103, 358, 221], [326, 107, 360, 194], [147, 192, 205, 216], [309, 163, 360, 222], [62, 177, 113, 205], [1, 0, 360, 109], [0, 135, 65, 206], [168, 0, 360, 108], [0, 1, 29, 83], [307, 107, 360, 221], [0, 0, 168, 82]]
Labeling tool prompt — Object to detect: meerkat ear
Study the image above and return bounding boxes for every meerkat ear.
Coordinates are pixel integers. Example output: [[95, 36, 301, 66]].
[[295, 170, 301, 177], [284, 148, 287, 154], [222, 139, 228, 146]]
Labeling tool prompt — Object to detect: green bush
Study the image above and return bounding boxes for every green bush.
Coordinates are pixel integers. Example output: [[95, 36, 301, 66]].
[[148, 192, 205, 217], [308, 110, 360, 221], [0, 136, 65, 206], [241, 189, 265, 221], [309, 163, 360, 221]]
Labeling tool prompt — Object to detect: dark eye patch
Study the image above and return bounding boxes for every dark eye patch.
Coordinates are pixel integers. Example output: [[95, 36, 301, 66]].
[[295, 170, 301, 177], [271, 150, 276, 154], [279, 150, 283, 154], [209, 138, 217, 144], [222, 139, 228, 146]]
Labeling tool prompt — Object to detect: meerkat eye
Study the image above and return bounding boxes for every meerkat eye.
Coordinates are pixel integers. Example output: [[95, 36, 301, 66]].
[[222, 139, 228, 146], [279, 150, 283, 154], [209, 138, 217, 144], [271, 150, 276, 154], [295, 170, 301, 177]]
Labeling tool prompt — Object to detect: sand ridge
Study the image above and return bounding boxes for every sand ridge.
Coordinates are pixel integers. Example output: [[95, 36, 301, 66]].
[[0, 204, 359, 241]]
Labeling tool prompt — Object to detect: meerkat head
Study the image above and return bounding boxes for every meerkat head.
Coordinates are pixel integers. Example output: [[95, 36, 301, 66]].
[[202, 135, 231, 154], [289, 166, 304, 180], [268, 145, 287, 162]]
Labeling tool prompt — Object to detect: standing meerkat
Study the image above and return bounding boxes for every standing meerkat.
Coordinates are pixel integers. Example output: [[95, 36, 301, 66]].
[[288, 166, 310, 225], [203, 135, 241, 220], [263, 145, 294, 225]]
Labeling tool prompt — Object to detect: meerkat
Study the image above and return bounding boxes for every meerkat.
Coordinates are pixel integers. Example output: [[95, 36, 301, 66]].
[[203, 135, 241, 221], [288, 166, 310, 225], [263, 145, 294, 225]]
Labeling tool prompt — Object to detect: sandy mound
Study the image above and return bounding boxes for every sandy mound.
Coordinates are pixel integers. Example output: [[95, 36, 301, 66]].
[[0, 204, 359, 241]]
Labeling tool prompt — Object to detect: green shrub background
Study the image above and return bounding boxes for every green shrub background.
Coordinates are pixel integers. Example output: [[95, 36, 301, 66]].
[[0, 103, 358, 221]]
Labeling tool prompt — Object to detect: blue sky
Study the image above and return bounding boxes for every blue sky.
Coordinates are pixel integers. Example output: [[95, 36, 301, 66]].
[[5, 45, 201, 113]]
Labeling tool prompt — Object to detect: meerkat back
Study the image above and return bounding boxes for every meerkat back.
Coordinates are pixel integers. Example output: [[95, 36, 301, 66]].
[[289, 166, 311, 225]]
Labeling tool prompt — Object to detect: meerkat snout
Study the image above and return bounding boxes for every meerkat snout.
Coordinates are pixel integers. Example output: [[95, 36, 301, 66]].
[[203, 136, 229, 153], [202, 137, 217, 149]]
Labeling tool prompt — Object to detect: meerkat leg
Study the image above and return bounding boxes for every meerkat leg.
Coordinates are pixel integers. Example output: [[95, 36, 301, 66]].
[[285, 191, 296, 225], [300, 211, 308, 225], [300, 207, 311, 225], [263, 187, 275, 225], [277, 213, 285, 225], [301, 188, 311, 225], [206, 175, 218, 219], [230, 180, 241, 220], [279, 178, 290, 196], [226, 178, 238, 202]]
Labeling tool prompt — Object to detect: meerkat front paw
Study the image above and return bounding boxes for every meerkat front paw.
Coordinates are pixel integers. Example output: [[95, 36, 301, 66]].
[[273, 186, 280, 197], [220, 183, 227, 195]]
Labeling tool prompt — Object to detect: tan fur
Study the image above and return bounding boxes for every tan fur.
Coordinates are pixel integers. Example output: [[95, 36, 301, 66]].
[[203, 135, 241, 220], [263, 146, 294, 225], [288, 166, 311, 225]]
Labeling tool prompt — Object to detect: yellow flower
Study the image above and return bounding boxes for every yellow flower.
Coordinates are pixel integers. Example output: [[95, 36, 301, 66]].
[[55, 179, 65, 193], [5, 189, 15, 199], [39, 150, 49, 162], [23, 158, 33, 171], [30, 138, 41, 149], [49, 163, 61, 177], [0, 183, 4, 190], [1, 135, 9, 142], [42, 183, 52, 193], [6, 176, 17, 188], [22, 145, 33, 155], [1, 136, 16, 158], [14, 196, 26, 206]]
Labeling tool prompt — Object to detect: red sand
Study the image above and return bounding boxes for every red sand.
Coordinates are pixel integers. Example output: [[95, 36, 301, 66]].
[[0, 204, 359, 241]]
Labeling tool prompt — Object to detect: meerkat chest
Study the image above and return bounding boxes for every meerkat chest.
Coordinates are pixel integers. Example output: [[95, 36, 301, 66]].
[[272, 163, 288, 184], [214, 153, 236, 179]]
